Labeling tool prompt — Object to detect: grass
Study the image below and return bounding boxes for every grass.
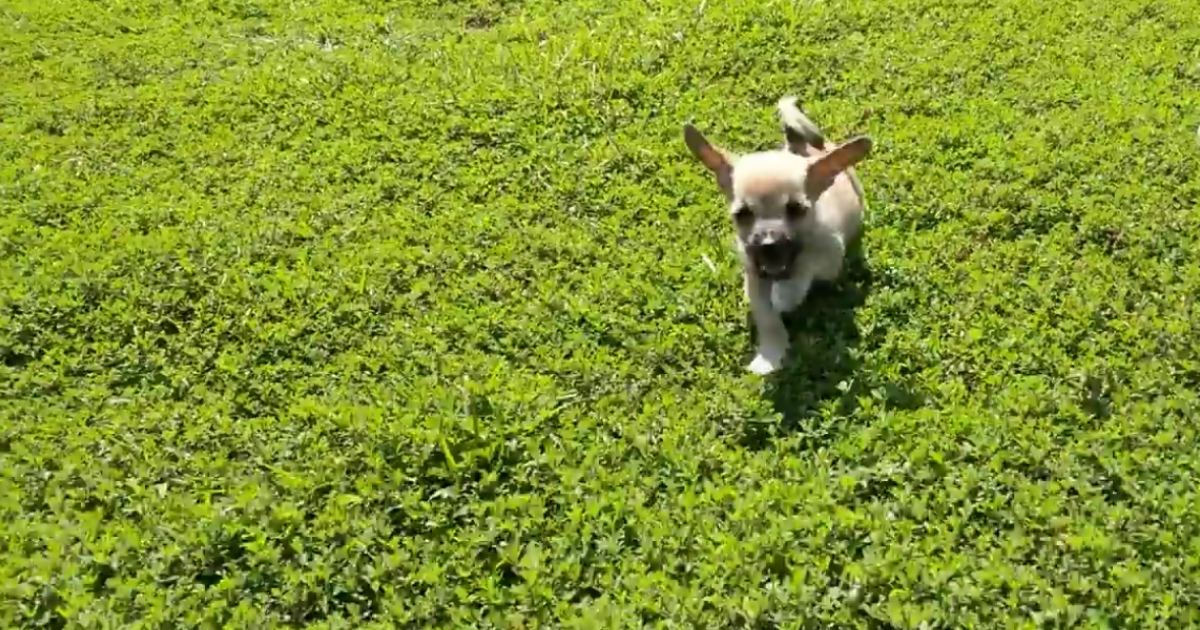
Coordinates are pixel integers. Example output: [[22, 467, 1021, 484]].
[[2, 0, 1200, 626]]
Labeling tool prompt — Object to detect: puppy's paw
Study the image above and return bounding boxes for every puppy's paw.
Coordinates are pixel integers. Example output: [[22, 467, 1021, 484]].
[[748, 350, 786, 375], [770, 284, 800, 313], [771, 277, 812, 313]]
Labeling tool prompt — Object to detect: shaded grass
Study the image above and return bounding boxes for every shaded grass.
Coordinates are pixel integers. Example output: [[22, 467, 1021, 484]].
[[3, 0, 1200, 626]]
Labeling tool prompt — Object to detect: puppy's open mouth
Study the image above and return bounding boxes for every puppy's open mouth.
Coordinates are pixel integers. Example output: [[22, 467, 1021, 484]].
[[753, 244, 799, 280]]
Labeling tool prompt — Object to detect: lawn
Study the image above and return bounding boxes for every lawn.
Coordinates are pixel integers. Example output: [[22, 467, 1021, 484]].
[[3, 0, 1200, 626]]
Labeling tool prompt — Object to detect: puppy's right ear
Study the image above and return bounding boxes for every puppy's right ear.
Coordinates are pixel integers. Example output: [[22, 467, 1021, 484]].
[[684, 124, 734, 200]]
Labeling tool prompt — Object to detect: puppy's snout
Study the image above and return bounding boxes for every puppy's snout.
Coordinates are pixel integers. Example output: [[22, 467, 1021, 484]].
[[749, 229, 787, 248], [748, 228, 800, 279], [751, 230, 793, 260]]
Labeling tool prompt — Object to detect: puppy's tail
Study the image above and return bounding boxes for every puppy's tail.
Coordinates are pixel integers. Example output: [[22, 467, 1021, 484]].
[[778, 96, 826, 154]]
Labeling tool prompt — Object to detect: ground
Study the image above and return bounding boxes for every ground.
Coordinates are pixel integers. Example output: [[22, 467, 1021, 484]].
[[2, 0, 1200, 627]]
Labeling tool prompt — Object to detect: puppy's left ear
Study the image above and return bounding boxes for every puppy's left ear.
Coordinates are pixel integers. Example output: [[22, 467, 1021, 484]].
[[806, 135, 872, 196], [684, 124, 735, 200]]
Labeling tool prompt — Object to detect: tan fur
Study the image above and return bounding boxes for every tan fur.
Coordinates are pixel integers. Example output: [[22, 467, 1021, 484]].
[[683, 97, 873, 375]]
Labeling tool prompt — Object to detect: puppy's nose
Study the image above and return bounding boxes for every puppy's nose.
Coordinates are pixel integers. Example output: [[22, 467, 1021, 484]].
[[750, 229, 787, 247]]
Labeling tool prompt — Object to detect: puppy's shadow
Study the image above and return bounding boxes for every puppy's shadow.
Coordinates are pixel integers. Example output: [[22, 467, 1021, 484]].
[[743, 244, 878, 450]]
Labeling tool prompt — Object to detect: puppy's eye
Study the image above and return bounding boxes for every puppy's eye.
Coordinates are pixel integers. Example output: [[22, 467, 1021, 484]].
[[733, 205, 753, 223], [785, 201, 807, 219]]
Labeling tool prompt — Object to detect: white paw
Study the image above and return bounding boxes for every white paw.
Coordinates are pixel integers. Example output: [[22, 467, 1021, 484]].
[[748, 350, 786, 375]]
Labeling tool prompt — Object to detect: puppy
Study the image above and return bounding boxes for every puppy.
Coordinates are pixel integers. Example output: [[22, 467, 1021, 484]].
[[684, 96, 873, 375]]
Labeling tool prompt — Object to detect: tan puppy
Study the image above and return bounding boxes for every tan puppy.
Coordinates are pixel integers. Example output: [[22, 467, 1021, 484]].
[[684, 97, 873, 375]]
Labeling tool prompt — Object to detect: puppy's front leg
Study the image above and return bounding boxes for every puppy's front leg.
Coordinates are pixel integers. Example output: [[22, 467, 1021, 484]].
[[771, 273, 813, 313], [744, 269, 789, 375]]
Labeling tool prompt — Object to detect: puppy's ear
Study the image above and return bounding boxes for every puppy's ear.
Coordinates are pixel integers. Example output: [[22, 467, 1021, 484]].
[[684, 124, 735, 199], [806, 135, 872, 196]]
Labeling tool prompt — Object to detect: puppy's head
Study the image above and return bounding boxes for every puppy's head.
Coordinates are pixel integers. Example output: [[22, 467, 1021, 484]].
[[683, 124, 871, 280]]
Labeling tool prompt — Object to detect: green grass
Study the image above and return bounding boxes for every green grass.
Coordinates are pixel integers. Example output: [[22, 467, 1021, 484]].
[[3, 0, 1200, 626]]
